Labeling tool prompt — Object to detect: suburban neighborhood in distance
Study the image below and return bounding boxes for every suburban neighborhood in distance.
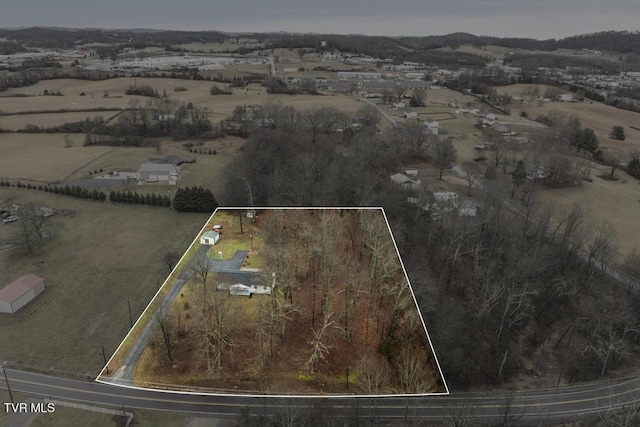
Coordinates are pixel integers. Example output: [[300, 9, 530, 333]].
[[2, 7, 640, 425]]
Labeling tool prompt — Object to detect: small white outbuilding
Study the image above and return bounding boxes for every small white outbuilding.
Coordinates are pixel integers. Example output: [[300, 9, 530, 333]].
[[200, 231, 220, 245]]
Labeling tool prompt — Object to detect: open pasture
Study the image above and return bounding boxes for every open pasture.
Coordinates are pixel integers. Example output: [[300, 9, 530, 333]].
[[0, 133, 112, 182], [537, 163, 640, 257], [0, 111, 120, 131], [499, 84, 640, 152], [1, 78, 362, 121], [0, 187, 209, 376]]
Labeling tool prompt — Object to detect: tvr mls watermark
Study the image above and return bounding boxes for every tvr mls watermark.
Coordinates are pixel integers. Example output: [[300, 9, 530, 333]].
[[3, 402, 56, 413]]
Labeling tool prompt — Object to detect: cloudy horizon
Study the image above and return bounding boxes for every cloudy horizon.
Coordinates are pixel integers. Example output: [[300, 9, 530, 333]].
[[1, 1, 639, 40]]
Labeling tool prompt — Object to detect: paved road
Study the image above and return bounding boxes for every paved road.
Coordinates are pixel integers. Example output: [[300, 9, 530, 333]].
[[3, 369, 640, 424]]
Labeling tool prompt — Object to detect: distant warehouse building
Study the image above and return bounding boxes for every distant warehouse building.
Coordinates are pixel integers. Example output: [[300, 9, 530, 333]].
[[337, 72, 381, 80], [0, 274, 45, 314], [137, 163, 178, 185]]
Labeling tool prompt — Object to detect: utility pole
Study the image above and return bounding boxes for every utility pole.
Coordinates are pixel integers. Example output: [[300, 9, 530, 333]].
[[1, 362, 15, 404], [101, 346, 109, 375]]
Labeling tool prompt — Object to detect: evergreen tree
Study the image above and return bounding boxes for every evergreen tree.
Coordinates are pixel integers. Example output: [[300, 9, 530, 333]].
[[610, 125, 626, 140], [628, 157, 640, 179]]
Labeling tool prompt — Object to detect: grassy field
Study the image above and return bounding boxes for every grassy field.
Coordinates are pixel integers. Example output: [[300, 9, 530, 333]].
[[0, 391, 26, 426], [30, 406, 115, 427], [498, 84, 640, 152], [537, 163, 640, 257], [0, 188, 209, 376], [0, 133, 113, 182], [0, 111, 120, 131], [29, 406, 189, 426], [0, 78, 361, 119], [0, 131, 240, 197]]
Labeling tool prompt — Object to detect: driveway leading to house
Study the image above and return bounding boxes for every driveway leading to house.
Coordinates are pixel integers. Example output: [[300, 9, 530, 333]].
[[105, 247, 251, 385], [208, 250, 248, 272]]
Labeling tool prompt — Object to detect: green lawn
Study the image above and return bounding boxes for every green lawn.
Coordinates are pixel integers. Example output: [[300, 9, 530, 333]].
[[29, 406, 189, 427], [206, 236, 247, 260]]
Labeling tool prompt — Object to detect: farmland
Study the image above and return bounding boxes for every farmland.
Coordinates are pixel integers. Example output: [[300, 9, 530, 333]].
[[499, 84, 640, 153], [0, 77, 362, 120], [0, 66, 367, 382], [0, 111, 120, 131], [0, 133, 112, 182], [0, 187, 209, 375]]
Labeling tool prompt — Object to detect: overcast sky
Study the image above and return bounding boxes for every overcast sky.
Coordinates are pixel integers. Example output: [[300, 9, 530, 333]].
[[1, 0, 639, 39]]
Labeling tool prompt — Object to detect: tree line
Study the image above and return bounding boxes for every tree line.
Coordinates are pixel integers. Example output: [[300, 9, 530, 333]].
[[218, 104, 640, 390], [108, 190, 171, 207], [1, 181, 218, 212], [1, 181, 107, 201]]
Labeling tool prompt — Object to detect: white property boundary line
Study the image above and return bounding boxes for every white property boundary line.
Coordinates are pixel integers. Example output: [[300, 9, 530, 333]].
[[96, 207, 450, 398]]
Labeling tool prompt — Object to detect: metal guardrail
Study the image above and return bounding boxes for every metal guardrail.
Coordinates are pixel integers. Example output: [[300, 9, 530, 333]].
[[44, 397, 134, 426]]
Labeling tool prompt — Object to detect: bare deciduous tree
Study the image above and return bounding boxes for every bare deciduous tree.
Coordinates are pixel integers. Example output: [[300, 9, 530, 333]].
[[355, 353, 391, 394]]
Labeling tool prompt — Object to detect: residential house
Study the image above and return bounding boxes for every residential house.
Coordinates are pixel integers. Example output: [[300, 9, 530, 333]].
[[424, 119, 440, 135], [404, 111, 419, 120], [390, 173, 421, 190], [458, 200, 480, 217], [216, 271, 272, 296], [433, 192, 459, 212]]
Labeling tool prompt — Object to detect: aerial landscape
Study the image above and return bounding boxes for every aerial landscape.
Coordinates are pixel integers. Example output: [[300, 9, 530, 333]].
[[2, 1, 640, 425], [100, 208, 445, 396]]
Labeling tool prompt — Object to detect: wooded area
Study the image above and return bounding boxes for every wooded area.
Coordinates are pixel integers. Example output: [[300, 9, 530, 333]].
[[139, 209, 443, 394]]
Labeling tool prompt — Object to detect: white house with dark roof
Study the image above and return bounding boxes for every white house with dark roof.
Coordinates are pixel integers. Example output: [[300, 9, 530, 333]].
[[424, 119, 440, 134]]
